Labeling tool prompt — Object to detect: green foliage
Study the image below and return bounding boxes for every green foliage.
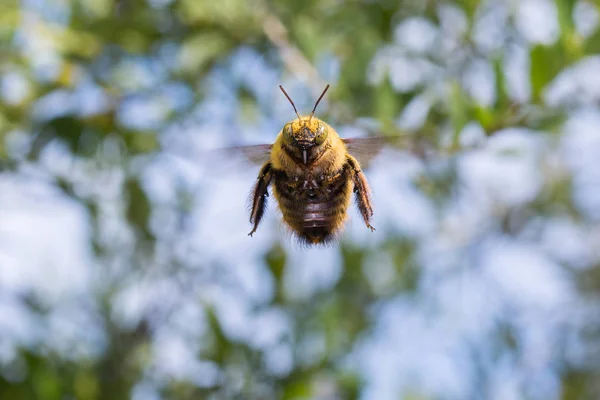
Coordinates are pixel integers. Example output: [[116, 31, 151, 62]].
[[125, 178, 154, 241]]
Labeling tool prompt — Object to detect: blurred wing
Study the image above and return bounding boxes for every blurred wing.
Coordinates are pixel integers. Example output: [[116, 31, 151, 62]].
[[221, 144, 273, 166], [343, 135, 426, 167], [343, 137, 395, 168], [167, 143, 272, 179]]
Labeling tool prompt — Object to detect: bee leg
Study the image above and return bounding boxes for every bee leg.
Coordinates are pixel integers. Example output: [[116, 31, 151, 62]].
[[346, 155, 375, 232], [248, 163, 273, 237], [323, 171, 343, 185]]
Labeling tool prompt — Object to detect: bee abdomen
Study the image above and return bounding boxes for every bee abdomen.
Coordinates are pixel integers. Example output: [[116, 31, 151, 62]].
[[303, 202, 340, 226], [273, 167, 352, 244], [300, 202, 347, 243], [283, 197, 349, 244]]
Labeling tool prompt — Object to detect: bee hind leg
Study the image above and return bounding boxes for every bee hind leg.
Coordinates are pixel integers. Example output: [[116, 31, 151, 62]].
[[248, 163, 273, 237], [346, 155, 375, 232]]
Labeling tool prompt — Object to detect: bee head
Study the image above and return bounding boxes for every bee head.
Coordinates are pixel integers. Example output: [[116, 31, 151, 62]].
[[279, 85, 330, 164], [283, 118, 328, 148]]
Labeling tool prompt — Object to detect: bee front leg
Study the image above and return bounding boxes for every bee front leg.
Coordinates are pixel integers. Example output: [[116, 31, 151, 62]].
[[248, 163, 273, 237], [346, 155, 375, 232]]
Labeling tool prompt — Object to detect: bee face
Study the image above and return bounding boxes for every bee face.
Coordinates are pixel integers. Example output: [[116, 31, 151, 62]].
[[283, 117, 329, 149]]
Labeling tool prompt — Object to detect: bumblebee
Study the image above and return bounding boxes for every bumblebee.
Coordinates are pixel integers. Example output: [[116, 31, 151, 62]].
[[246, 85, 378, 245]]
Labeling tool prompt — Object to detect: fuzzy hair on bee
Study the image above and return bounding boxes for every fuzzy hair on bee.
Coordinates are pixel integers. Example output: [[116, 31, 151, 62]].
[[247, 85, 376, 245]]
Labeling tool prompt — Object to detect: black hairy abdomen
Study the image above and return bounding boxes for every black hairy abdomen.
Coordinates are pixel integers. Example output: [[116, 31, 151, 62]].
[[273, 167, 350, 244]]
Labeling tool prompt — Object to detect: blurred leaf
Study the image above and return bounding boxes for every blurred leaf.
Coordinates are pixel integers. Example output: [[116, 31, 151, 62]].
[[0, 125, 8, 159], [373, 78, 398, 122], [530, 44, 565, 103], [30, 116, 85, 159], [124, 131, 159, 154], [473, 105, 494, 131], [266, 243, 287, 303], [33, 362, 62, 400], [585, 26, 600, 54], [384, 238, 419, 292], [561, 370, 600, 400], [340, 245, 366, 276], [336, 371, 361, 400], [555, 0, 577, 32], [0, 3, 20, 37], [178, 32, 233, 74], [461, 0, 481, 20], [74, 369, 99, 400], [493, 56, 509, 110], [203, 307, 230, 364], [448, 81, 468, 148], [294, 16, 323, 60], [282, 378, 312, 400], [415, 160, 459, 207], [578, 262, 600, 293], [555, 0, 584, 60], [523, 107, 568, 133], [125, 178, 154, 241]]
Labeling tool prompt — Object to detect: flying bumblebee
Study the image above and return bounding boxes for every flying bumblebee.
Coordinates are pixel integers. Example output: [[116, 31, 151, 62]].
[[239, 84, 385, 245]]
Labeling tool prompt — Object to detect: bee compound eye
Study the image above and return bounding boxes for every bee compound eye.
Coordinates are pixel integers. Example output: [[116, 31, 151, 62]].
[[283, 123, 294, 143], [315, 124, 328, 144]]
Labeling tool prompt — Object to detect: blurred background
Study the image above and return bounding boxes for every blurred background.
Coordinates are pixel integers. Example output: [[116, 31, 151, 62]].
[[1, 0, 600, 399]]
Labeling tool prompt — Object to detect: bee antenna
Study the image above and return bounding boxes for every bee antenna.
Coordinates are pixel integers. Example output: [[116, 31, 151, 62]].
[[279, 85, 301, 120], [309, 84, 330, 122]]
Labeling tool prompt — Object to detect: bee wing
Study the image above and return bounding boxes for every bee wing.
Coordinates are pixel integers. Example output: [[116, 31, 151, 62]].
[[201, 144, 272, 179], [342, 136, 404, 168], [166, 143, 272, 180], [224, 144, 273, 166], [343, 135, 428, 167]]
